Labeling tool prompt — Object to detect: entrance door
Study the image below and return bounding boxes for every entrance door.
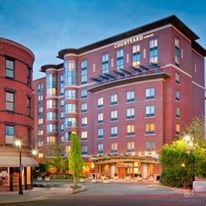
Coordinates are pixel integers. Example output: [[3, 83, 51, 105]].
[[118, 168, 125, 179], [142, 164, 148, 179]]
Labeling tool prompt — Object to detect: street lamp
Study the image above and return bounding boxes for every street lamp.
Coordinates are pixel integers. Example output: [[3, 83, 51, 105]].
[[14, 139, 23, 195]]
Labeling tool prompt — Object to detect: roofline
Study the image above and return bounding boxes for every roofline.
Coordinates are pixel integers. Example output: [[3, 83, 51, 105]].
[[58, 15, 200, 58], [0, 37, 35, 60], [41, 63, 63, 73], [192, 41, 206, 57]]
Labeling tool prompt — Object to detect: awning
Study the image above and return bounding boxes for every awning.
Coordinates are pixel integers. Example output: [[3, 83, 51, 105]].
[[0, 156, 39, 167]]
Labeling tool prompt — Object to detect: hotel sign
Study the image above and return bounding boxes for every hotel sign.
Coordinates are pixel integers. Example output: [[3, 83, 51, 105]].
[[114, 33, 154, 48]]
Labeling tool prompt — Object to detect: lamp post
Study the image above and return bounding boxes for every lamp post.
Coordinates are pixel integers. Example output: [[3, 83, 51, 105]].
[[31, 149, 38, 188], [15, 140, 23, 195]]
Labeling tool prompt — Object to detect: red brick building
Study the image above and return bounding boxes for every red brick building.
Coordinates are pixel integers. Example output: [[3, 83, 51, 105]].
[[33, 16, 206, 179], [0, 37, 38, 191]]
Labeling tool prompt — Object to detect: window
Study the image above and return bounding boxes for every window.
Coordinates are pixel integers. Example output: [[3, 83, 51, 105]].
[[116, 49, 124, 70], [82, 146, 88, 155], [176, 107, 180, 118], [81, 60, 87, 84], [145, 88, 155, 99], [175, 38, 180, 66], [81, 88, 87, 98], [60, 74, 64, 95], [146, 123, 155, 134], [111, 143, 118, 154], [38, 137, 43, 147], [64, 60, 76, 85], [47, 100, 57, 108], [27, 67, 31, 86], [98, 128, 104, 139], [145, 140, 155, 151], [145, 106, 155, 117], [5, 91, 14, 111], [46, 112, 57, 120], [132, 44, 140, 67], [65, 104, 76, 114], [126, 91, 135, 102], [60, 112, 64, 119], [176, 90, 180, 101], [127, 125, 135, 136], [110, 126, 118, 137], [66, 146, 71, 154], [5, 59, 14, 79], [127, 142, 134, 152], [80, 102, 87, 112], [149, 39, 158, 64], [81, 131, 88, 140], [97, 97, 103, 108], [97, 113, 103, 123], [110, 94, 117, 105], [38, 153, 44, 158], [81, 117, 88, 126], [98, 144, 104, 154], [65, 90, 76, 100], [110, 110, 118, 121], [60, 124, 64, 132], [175, 73, 180, 84], [46, 74, 57, 96], [46, 124, 57, 133], [38, 83, 43, 91], [126, 108, 135, 119], [27, 96, 31, 116], [60, 99, 64, 107], [176, 123, 180, 135], [46, 136, 56, 144], [102, 53, 109, 74], [5, 125, 14, 144], [65, 118, 76, 128]]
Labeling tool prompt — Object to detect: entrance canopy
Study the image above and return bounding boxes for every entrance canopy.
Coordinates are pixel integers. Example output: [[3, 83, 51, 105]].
[[0, 156, 39, 167]]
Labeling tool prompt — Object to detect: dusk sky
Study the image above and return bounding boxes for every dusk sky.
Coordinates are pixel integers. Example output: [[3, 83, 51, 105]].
[[0, 0, 205, 80]]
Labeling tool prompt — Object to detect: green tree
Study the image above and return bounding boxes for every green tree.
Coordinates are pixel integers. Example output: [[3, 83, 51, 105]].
[[68, 133, 84, 188], [46, 144, 68, 174]]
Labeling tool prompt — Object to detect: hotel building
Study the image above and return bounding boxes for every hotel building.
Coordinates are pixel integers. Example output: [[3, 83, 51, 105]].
[[33, 16, 206, 179], [0, 38, 38, 191]]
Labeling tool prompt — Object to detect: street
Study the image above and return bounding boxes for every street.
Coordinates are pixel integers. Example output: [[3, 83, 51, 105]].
[[1, 182, 206, 206]]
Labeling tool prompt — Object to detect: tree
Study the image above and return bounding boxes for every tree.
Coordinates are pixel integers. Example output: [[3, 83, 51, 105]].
[[46, 144, 68, 174], [183, 117, 205, 145], [68, 132, 84, 188]]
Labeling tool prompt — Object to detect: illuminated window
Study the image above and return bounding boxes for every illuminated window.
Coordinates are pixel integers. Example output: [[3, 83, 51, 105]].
[[46, 136, 56, 144], [46, 74, 57, 96], [38, 153, 44, 158], [176, 123, 180, 135], [127, 125, 135, 135], [132, 44, 140, 67], [149, 39, 158, 64], [146, 123, 155, 134], [66, 146, 70, 155]]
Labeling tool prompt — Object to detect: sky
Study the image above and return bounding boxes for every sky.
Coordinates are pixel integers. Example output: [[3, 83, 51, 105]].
[[0, 0, 206, 80]]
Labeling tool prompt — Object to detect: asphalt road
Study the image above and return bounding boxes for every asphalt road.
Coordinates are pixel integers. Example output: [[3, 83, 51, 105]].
[[1, 182, 206, 206]]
